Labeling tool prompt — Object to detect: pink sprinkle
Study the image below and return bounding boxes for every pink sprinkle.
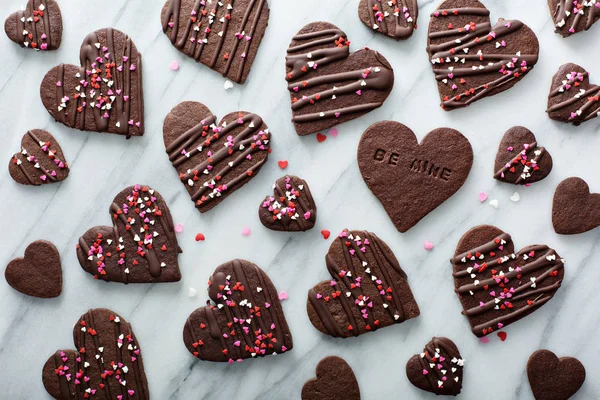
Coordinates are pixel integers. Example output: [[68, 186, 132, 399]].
[[480, 336, 490, 344], [356, 90, 362, 96], [424, 241, 434, 251], [174, 223, 184, 233], [479, 192, 488, 203], [56, 81, 62, 87], [328, 128, 338, 138], [242, 227, 251, 236], [278, 291, 288, 300], [170, 60, 180, 71]]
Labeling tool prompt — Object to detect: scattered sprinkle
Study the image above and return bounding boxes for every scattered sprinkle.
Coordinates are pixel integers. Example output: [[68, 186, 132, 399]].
[[321, 230, 331, 239], [278, 291, 289, 300], [424, 241, 434, 251], [316, 133, 327, 143], [510, 192, 520, 202], [278, 160, 288, 169], [195, 233, 205, 241], [169, 60, 179, 71], [242, 227, 251, 236], [480, 336, 490, 344], [224, 80, 234, 90], [479, 192, 488, 203], [489, 199, 499, 209], [328, 128, 338, 138], [497, 331, 507, 341], [188, 288, 197, 297], [174, 223, 184, 233]]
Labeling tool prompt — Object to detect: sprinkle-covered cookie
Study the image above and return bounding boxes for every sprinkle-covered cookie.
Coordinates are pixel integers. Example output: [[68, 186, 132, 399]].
[[357, 121, 473, 232], [40, 28, 144, 138], [358, 0, 418, 40], [549, 0, 600, 37], [452, 225, 564, 337], [302, 356, 360, 400], [406, 337, 465, 396], [183, 259, 293, 362], [527, 349, 586, 400], [259, 175, 317, 232], [42, 308, 149, 400], [76, 184, 182, 283], [5, 240, 62, 298], [8, 129, 69, 186], [307, 229, 420, 338], [427, 0, 539, 110], [494, 126, 553, 185], [285, 21, 394, 136], [552, 177, 600, 234], [163, 101, 271, 213], [4, 0, 62, 51], [547, 63, 600, 126]]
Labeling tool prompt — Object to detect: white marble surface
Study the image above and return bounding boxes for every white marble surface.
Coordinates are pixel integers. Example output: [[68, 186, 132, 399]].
[[1, 0, 600, 399]]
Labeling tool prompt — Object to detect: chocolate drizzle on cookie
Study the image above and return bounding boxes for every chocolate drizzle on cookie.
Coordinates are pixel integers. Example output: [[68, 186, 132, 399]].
[[259, 175, 317, 232], [44, 308, 148, 400], [161, 0, 269, 83], [307, 229, 419, 338], [494, 142, 546, 184], [547, 64, 600, 125], [362, 0, 418, 40], [8, 0, 59, 50], [452, 226, 564, 337], [9, 130, 69, 186], [551, 0, 600, 37], [183, 259, 293, 362], [411, 337, 464, 396], [427, 1, 539, 110]]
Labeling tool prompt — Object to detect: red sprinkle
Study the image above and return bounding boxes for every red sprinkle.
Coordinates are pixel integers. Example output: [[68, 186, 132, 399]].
[[497, 331, 507, 341], [321, 230, 331, 239], [278, 160, 288, 169], [195, 233, 205, 242], [316, 133, 327, 143]]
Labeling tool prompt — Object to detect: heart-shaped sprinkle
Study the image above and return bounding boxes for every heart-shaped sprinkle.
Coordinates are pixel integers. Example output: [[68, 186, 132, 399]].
[[169, 60, 180, 70]]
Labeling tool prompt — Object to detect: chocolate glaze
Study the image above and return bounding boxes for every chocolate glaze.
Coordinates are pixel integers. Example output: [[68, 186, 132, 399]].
[[494, 140, 547, 184], [547, 65, 600, 125], [259, 175, 317, 232]]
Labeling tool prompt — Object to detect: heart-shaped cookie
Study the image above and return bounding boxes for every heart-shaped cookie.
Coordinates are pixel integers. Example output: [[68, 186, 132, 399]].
[[527, 350, 586, 400], [163, 101, 271, 213], [427, 0, 539, 111], [547, 63, 600, 126], [549, 0, 600, 37], [358, 121, 473, 233], [5, 240, 61, 298], [285, 21, 394, 136], [8, 129, 69, 186], [405, 337, 465, 396], [40, 28, 144, 138], [259, 175, 317, 232], [302, 356, 360, 400], [4, 0, 62, 51], [42, 308, 149, 400], [552, 177, 600, 234], [452, 225, 564, 337], [76, 184, 182, 283], [494, 126, 553, 185], [161, 0, 269, 84], [307, 229, 420, 338], [183, 259, 293, 362], [358, 0, 418, 40]]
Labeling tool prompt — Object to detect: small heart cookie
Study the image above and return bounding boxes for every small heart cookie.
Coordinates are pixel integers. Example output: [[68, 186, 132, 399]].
[[4, 0, 62, 51], [259, 175, 317, 232], [358, 0, 418, 40], [552, 177, 600, 234], [527, 349, 586, 400], [549, 0, 600, 37], [302, 356, 360, 400], [5, 240, 61, 298]]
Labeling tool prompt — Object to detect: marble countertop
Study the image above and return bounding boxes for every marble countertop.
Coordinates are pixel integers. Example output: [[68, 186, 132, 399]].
[[1, 0, 600, 399]]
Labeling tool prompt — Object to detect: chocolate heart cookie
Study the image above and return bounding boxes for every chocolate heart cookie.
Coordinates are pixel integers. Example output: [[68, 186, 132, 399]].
[[163, 101, 271, 213], [358, 0, 418, 40], [552, 177, 600, 234], [76, 184, 182, 283], [5, 240, 61, 298], [527, 349, 586, 400], [427, 0, 539, 111], [259, 175, 317, 232], [406, 337, 465, 396], [358, 121, 473, 233], [494, 126, 553, 185], [307, 229, 420, 338], [549, 0, 600, 37], [42, 308, 149, 400], [9, 129, 69, 186], [547, 63, 600, 126], [183, 259, 293, 362], [452, 225, 564, 337], [161, 0, 269, 84], [285, 21, 394, 136], [4, 0, 62, 50], [40, 28, 144, 138], [302, 356, 360, 400]]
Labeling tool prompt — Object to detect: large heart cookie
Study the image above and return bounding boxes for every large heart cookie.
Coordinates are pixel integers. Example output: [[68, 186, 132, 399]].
[[76, 185, 182, 283], [5, 240, 62, 298], [358, 0, 418, 40], [358, 121, 473, 233], [40, 28, 144, 138], [259, 175, 317, 232], [302, 356, 360, 400], [42, 308, 149, 400], [527, 350, 586, 400], [9, 129, 69, 186], [285, 21, 394, 136], [494, 126, 553, 185], [427, 0, 539, 111], [552, 177, 600, 234], [549, 0, 600, 37], [183, 259, 293, 362], [547, 63, 600, 126], [161, 0, 269, 84], [4, 0, 62, 51], [163, 101, 271, 213], [452, 225, 564, 337], [405, 337, 465, 396], [307, 229, 420, 338]]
